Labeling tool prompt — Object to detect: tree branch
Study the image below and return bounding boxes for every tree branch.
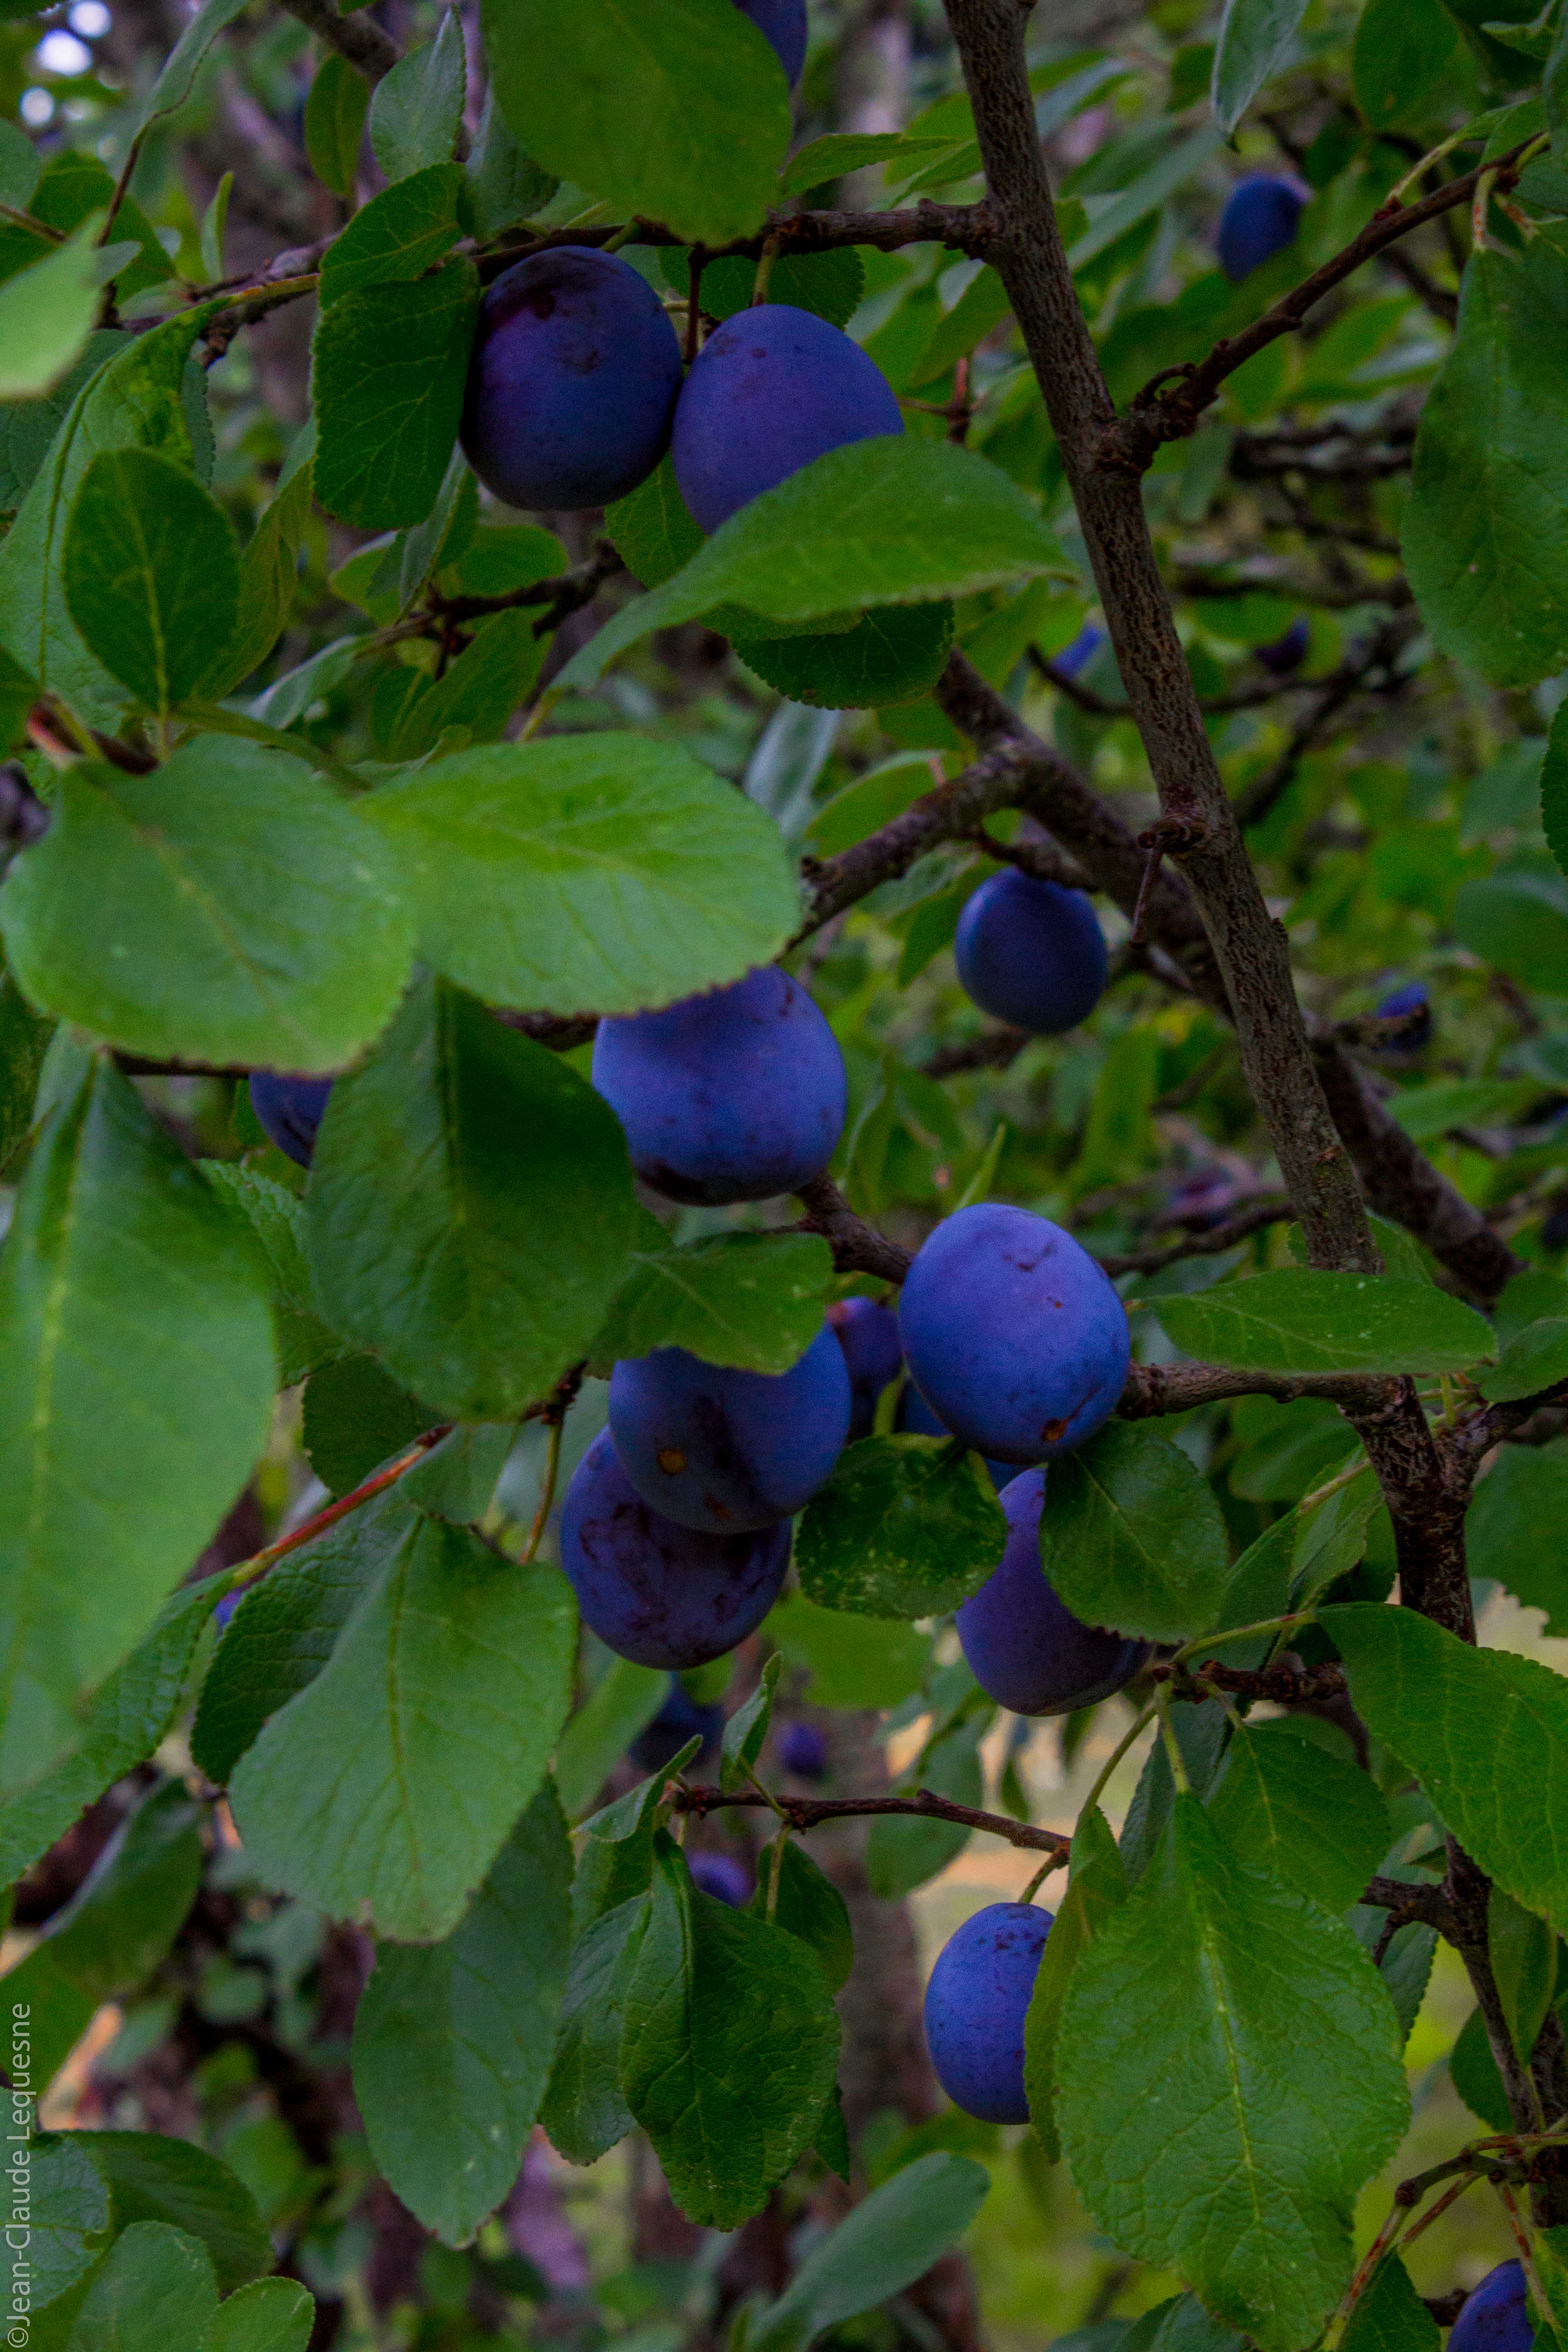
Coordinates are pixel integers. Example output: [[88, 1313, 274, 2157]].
[[672, 1781, 1070, 1862], [274, 0, 398, 83]]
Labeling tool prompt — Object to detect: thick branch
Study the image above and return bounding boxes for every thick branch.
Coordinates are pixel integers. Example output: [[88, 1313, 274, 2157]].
[[1118, 1360, 1390, 1418], [275, 0, 397, 82], [478, 198, 996, 283]]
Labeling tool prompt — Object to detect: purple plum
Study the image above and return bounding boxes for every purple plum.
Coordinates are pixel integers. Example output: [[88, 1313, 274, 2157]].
[[924, 1901, 1054, 2123], [1449, 2263, 1532, 2352], [953, 870, 1107, 1035], [249, 1072, 334, 1169], [778, 1720, 828, 1779], [896, 1380, 1011, 1492], [733, 0, 807, 83], [690, 1850, 753, 1906], [631, 1679, 725, 1774], [1217, 174, 1307, 283], [827, 1296, 903, 1440], [956, 1468, 1149, 1715], [608, 1327, 851, 1534]]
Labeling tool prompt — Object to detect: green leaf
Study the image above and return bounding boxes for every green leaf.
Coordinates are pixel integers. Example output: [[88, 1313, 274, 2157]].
[[605, 452, 705, 590], [620, 1835, 840, 2227], [1404, 240, 1568, 689], [1450, 2000, 1515, 2131], [553, 1657, 668, 1823], [0, 1058, 273, 1788], [189, 1491, 403, 1784], [1206, 1720, 1391, 1912], [0, 1574, 222, 1883], [735, 603, 957, 710], [1326, 1602, 1568, 1940], [867, 1717, 985, 1898], [1547, 697, 1568, 883], [0, 222, 134, 402], [127, 0, 250, 142], [369, 9, 466, 183], [2, 1784, 203, 2085], [301, 1355, 441, 1498], [227, 1513, 576, 1939], [1023, 1803, 1127, 2164], [764, 1591, 931, 1709], [1353, 0, 1466, 130], [379, 608, 545, 760], [1467, 1441, 1568, 1630], [482, 0, 790, 245], [689, 248, 865, 330], [357, 734, 799, 1014], [1155, 1270, 1494, 1375], [796, 1436, 1006, 1621], [909, 268, 1013, 390], [721, 1654, 781, 1794], [780, 132, 957, 196], [313, 261, 480, 529], [397, 1421, 513, 1523], [559, 439, 1064, 691], [1211, 0, 1309, 132], [207, 441, 315, 696], [30, 2135, 111, 2310], [0, 309, 206, 725], [1453, 868, 1568, 994], [352, 1781, 572, 2246], [65, 2222, 218, 2352], [1487, 1884, 1558, 2063], [464, 88, 559, 238], [304, 53, 369, 200], [307, 975, 642, 1421], [1040, 1423, 1232, 1645], [200, 2279, 315, 2352], [201, 1164, 341, 1389], [750, 1837, 853, 1994], [1056, 1794, 1408, 2352], [319, 163, 465, 303], [76, 2134, 272, 2293], [750, 2153, 990, 2352], [0, 331, 119, 516], [1341, 2254, 1440, 2352], [540, 1892, 648, 2163], [0, 740, 413, 1069], [594, 1235, 833, 1379], [1479, 1317, 1568, 1402]]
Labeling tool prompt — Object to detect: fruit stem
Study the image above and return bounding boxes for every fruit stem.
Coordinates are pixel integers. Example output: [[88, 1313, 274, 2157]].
[[520, 1414, 566, 1565], [1166, 1612, 1310, 1671], [751, 234, 781, 306], [1078, 1701, 1156, 1823], [1019, 1857, 1054, 1905], [222, 1423, 452, 1598], [1154, 1683, 1189, 1794]]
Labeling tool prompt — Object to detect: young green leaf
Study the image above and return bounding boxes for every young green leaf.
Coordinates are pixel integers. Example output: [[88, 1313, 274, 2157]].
[[318, 162, 466, 303], [592, 1233, 833, 1376], [313, 261, 480, 529], [620, 1836, 840, 2227], [481, 0, 790, 245], [735, 603, 957, 710], [1155, 1270, 1494, 1375], [0, 739, 414, 1069], [796, 1435, 1007, 1621], [1325, 1603, 1568, 1939], [0, 221, 135, 402], [358, 735, 800, 1015], [1039, 1423, 1232, 1645], [0, 1058, 273, 1785], [1056, 1794, 1408, 2351], [1211, 0, 1308, 133], [307, 975, 643, 1421], [352, 1782, 573, 2246], [559, 438, 1065, 691], [1023, 1803, 1127, 2164], [228, 1514, 575, 1940], [721, 1653, 781, 1793]]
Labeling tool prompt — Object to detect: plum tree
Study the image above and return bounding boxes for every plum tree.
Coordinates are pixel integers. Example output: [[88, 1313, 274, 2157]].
[[689, 1851, 753, 1906], [630, 1678, 725, 1774], [923, 1902, 1054, 2123], [592, 965, 847, 1204], [896, 1382, 1010, 1491], [952, 870, 1108, 1035], [1215, 173, 1307, 281], [777, 1721, 828, 1779], [608, 1327, 852, 1532], [559, 1429, 790, 1669], [899, 1204, 1131, 1464], [460, 247, 684, 512], [248, 1072, 334, 1169], [1448, 2263, 1532, 2352], [957, 1469, 1149, 1714], [671, 304, 904, 533], [827, 1295, 903, 1439], [732, 0, 807, 83]]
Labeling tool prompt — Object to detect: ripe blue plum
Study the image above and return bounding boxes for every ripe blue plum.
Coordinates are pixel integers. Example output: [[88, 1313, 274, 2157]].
[[592, 965, 847, 1205], [896, 1381, 1010, 1492], [460, 247, 683, 512], [733, 0, 807, 82], [631, 1679, 725, 1774], [923, 1901, 1054, 2123], [1449, 2264, 1531, 2352], [957, 1468, 1149, 1714], [1054, 622, 1104, 679], [671, 304, 903, 534], [249, 1072, 334, 1169], [1216, 174, 1307, 282], [778, 1720, 828, 1779], [690, 1851, 753, 1906], [608, 1327, 851, 1534], [900, 1203, 1130, 1464], [1375, 979, 1433, 1053], [827, 1296, 903, 1439], [560, 1429, 790, 1669], [1256, 617, 1308, 676], [953, 870, 1107, 1035]]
